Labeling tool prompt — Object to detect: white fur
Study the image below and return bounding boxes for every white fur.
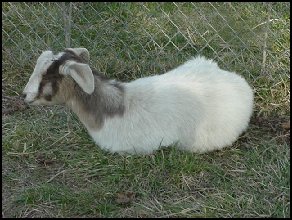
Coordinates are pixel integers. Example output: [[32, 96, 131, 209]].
[[88, 56, 254, 154]]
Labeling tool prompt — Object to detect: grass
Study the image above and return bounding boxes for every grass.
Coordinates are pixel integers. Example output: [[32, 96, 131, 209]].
[[2, 2, 290, 218]]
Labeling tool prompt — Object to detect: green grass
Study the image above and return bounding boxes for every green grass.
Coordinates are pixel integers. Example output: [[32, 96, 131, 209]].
[[2, 2, 290, 218]]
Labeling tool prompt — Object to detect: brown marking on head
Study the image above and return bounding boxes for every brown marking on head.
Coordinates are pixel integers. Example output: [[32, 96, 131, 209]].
[[35, 50, 87, 104]]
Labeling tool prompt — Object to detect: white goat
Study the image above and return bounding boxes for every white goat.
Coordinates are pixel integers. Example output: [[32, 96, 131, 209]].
[[23, 48, 254, 154]]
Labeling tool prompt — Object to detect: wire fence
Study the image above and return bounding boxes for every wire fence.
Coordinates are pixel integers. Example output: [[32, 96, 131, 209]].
[[2, 2, 290, 85]]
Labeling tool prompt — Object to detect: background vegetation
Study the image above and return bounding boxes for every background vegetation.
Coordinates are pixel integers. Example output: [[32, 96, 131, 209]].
[[2, 2, 290, 217]]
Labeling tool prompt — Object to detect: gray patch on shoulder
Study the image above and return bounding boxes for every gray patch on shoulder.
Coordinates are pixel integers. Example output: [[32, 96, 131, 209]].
[[73, 74, 125, 129]]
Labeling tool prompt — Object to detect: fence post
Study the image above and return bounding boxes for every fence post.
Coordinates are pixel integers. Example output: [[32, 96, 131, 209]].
[[62, 2, 72, 48], [261, 2, 271, 75]]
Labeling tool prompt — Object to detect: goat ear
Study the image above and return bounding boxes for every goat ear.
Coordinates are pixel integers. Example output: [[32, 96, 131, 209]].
[[66, 47, 90, 63], [60, 61, 94, 94]]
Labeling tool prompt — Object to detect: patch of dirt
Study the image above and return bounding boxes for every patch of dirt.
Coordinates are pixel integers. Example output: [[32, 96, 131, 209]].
[[35, 153, 56, 166], [2, 95, 28, 116], [115, 191, 136, 205], [250, 115, 290, 144]]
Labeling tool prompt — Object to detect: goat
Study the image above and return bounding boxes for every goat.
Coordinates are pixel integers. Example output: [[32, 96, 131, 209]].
[[23, 48, 254, 154]]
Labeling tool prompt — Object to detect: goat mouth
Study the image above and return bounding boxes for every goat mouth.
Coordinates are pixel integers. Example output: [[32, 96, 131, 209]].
[[24, 100, 36, 105]]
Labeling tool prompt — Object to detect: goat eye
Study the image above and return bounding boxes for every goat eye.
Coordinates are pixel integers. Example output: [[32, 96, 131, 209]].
[[44, 95, 52, 101]]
